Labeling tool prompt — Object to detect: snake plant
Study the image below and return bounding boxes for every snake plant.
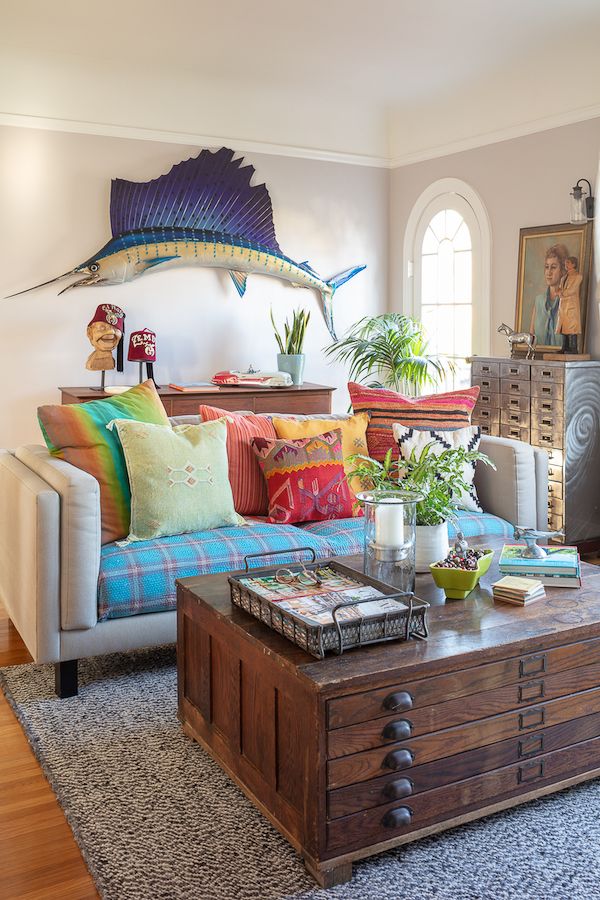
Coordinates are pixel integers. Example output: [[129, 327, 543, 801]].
[[271, 308, 311, 355]]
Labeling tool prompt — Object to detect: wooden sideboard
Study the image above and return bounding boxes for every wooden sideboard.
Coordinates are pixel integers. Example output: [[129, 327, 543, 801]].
[[59, 383, 335, 417], [470, 357, 600, 547]]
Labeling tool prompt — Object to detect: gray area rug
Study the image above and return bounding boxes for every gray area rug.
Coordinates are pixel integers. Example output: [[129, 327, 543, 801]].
[[2, 648, 600, 900]]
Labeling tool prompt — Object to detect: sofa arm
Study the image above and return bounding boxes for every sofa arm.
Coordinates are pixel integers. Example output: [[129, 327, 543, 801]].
[[475, 435, 548, 530], [15, 445, 101, 631], [0, 450, 60, 663]]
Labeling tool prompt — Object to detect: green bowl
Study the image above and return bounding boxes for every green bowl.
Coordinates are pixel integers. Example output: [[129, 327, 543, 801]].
[[429, 549, 494, 600]]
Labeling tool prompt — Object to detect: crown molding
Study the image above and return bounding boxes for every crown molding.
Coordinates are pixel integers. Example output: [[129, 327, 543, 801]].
[[0, 111, 390, 169], [389, 103, 600, 169]]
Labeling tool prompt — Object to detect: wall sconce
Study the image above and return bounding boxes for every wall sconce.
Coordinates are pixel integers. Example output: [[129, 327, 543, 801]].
[[570, 178, 594, 224]]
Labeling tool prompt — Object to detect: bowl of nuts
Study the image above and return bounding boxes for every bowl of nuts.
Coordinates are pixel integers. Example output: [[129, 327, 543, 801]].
[[429, 548, 494, 600]]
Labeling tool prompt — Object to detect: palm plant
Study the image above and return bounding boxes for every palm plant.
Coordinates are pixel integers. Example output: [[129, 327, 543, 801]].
[[271, 308, 310, 355], [325, 313, 451, 394]]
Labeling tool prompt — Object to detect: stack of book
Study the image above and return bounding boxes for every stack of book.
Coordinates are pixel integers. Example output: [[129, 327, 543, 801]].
[[498, 544, 581, 587], [492, 576, 546, 606]]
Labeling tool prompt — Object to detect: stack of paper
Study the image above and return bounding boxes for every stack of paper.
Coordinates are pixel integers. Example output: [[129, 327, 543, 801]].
[[498, 544, 581, 587], [492, 575, 546, 606]]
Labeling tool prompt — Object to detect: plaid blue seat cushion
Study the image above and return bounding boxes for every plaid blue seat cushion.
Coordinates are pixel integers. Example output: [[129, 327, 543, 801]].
[[98, 522, 332, 621], [97, 511, 514, 621]]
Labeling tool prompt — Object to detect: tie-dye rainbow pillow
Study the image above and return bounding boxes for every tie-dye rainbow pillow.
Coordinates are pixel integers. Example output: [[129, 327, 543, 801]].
[[38, 380, 170, 544]]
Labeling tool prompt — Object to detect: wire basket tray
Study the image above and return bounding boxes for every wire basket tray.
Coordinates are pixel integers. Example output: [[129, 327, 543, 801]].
[[228, 548, 429, 659]]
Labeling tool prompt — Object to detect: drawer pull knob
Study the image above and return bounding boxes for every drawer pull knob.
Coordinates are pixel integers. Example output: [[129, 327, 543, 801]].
[[382, 806, 413, 829], [383, 778, 414, 800], [383, 691, 413, 712], [382, 719, 412, 741], [383, 748, 414, 771]]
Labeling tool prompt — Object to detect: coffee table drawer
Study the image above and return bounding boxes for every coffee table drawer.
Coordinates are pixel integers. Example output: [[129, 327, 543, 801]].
[[327, 707, 600, 819], [327, 638, 600, 730], [326, 731, 600, 851], [327, 683, 600, 789], [327, 660, 600, 759]]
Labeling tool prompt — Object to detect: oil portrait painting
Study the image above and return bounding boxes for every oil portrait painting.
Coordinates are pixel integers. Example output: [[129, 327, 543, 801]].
[[515, 222, 593, 354]]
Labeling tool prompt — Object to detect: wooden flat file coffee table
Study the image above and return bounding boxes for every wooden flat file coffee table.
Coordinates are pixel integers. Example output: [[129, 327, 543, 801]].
[[177, 537, 600, 886]]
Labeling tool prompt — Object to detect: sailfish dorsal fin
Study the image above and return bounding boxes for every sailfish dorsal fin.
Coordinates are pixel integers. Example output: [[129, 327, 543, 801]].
[[109, 147, 281, 253]]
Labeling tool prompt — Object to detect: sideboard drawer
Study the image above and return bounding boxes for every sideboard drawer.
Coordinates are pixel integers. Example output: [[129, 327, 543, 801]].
[[531, 380, 564, 401], [531, 426, 564, 450], [472, 360, 500, 378], [501, 378, 531, 397], [326, 732, 600, 851], [548, 480, 564, 501], [547, 461, 564, 483], [500, 423, 531, 443], [500, 361, 531, 381], [500, 408, 529, 429], [472, 375, 499, 394], [327, 708, 600, 819], [473, 408, 500, 427], [501, 394, 530, 414], [547, 496, 565, 518], [531, 397, 563, 419], [476, 391, 501, 409], [532, 365, 565, 384]]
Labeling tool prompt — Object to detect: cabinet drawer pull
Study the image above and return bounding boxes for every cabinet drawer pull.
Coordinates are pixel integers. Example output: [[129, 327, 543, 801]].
[[382, 778, 414, 800], [382, 806, 413, 829], [519, 707, 545, 730], [518, 760, 545, 783], [383, 749, 414, 771], [482, 365, 492, 374], [382, 691, 413, 712], [382, 719, 413, 741], [480, 409, 490, 418], [519, 654, 546, 677], [541, 418, 552, 427], [542, 402, 552, 411], [518, 733, 544, 758], [542, 386, 551, 394], [510, 398, 519, 407], [518, 680, 545, 703], [510, 414, 519, 422], [542, 369, 552, 378], [510, 383, 519, 391]]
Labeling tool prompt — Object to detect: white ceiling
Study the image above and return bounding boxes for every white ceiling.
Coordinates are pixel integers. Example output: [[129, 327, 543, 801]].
[[2, 0, 600, 164]]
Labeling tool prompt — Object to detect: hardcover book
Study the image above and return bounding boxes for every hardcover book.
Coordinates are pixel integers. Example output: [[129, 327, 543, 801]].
[[499, 544, 579, 575]]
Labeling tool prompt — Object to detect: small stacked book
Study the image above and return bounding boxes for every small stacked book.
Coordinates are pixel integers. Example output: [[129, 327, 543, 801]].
[[499, 544, 581, 587], [492, 576, 546, 606]]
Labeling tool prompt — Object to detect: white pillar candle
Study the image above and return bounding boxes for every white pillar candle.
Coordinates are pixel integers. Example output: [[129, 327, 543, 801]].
[[374, 499, 404, 548]]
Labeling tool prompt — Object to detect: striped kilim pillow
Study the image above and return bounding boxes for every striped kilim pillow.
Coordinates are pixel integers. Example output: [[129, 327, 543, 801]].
[[348, 382, 480, 462], [199, 406, 276, 516]]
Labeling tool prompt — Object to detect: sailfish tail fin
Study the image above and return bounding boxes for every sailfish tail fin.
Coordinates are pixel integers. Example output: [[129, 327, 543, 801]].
[[321, 265, 367, 340]]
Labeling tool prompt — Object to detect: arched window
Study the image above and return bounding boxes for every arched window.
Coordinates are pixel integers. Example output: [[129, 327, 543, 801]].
[[402, 179, 491, 389]]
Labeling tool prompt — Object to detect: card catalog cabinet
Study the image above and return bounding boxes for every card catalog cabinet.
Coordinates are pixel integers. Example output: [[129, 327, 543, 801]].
[[471, 358, 600, 545]]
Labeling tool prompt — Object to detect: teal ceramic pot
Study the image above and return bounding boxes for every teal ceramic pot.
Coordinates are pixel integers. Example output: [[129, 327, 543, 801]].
[[277, 353, 305, 385], [429, 549, 494, 600]]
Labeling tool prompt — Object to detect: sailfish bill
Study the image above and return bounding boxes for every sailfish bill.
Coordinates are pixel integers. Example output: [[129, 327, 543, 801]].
[[4, 148, 366, 338]]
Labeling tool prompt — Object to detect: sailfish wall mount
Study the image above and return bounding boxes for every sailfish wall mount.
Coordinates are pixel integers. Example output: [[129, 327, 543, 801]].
[[7, 147, 366, 339]]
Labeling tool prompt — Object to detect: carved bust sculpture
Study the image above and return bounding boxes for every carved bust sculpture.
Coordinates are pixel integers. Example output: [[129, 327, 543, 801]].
[[86, 304, 125, 371]]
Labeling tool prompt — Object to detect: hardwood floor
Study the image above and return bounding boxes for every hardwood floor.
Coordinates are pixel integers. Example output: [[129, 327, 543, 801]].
[[0, 604, 97, 899]]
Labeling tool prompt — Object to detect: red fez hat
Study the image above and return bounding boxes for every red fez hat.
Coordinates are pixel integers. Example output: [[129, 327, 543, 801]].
[[88, 304, 125, 332], [128, 328, 157, 363]]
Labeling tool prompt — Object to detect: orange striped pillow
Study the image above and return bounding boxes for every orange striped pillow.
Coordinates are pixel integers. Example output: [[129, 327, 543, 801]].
[[348, 382, 480, 462], [198, 406, 276, 515]]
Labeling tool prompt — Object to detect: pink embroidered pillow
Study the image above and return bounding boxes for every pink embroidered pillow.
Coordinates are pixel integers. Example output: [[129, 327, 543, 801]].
[[199, 406, 276, 515], [348, 382, 480, 462], [251, 430, 359, 525]]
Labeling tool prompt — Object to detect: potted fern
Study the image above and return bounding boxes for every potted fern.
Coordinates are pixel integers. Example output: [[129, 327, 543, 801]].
[[271, 308, 310, 385], [347, 443, 495, 571]]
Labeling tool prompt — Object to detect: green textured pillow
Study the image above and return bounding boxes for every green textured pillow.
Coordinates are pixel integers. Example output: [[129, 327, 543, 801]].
[[110, 418, 244, 542], [38, 380, 170, 544]]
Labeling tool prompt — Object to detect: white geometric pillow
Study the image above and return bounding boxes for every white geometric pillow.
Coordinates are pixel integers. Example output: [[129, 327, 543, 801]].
[[392, 423, 482, 513]]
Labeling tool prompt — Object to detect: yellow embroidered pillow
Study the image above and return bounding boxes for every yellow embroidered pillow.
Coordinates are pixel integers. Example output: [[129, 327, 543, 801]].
[[109, 418, 244, 542], [271, 412, 370, 495]]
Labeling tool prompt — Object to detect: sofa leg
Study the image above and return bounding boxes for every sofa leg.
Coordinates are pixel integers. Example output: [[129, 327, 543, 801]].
[[55, 659, 78, 698]]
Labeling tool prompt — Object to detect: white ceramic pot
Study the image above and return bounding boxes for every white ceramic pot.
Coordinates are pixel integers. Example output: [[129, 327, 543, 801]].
[[415, 522, 449, 573]]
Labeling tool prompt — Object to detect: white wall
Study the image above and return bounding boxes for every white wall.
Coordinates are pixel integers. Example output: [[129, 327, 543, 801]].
[[390, 117, 600, 356], [0, 126, 388, 447]]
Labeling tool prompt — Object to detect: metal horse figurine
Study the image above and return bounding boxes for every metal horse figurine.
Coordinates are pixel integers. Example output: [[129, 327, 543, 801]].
[[497, 323, 536, 359]]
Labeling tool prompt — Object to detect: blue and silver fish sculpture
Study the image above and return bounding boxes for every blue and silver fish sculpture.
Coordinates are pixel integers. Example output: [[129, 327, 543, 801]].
[[7, 147, 366, 338]]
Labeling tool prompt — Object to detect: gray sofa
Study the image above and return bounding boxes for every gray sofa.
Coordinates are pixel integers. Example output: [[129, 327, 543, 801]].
[[0, 424, 547, 696]]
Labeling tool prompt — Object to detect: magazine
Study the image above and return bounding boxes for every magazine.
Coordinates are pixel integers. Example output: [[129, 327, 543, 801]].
[[237, 566, 409, 627], [499, 544, 579, 575]]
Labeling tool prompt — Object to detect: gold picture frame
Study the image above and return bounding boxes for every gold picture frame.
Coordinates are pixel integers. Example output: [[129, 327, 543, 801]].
[[515, 222, 593, 354]]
